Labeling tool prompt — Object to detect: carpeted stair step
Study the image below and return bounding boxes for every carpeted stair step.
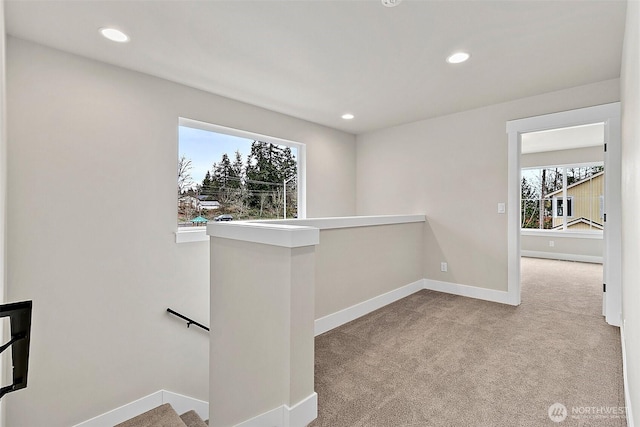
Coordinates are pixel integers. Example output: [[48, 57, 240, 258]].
[[114, 403, 186, 427], [179, 410, 208, 427]]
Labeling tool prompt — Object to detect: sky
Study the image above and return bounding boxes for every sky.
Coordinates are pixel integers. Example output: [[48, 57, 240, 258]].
[[179, 126, 253, 188], [521, 169, 541, 182]]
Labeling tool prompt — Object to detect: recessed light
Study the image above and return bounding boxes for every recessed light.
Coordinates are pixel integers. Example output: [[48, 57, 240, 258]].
[[342, 113, 355, 120], [100, 27, 130, 43], [381, 0, 402, 7], [446, 52, 470, 64]]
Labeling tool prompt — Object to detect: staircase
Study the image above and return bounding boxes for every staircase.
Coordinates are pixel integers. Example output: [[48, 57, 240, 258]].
[[115, 403, 208, 427]]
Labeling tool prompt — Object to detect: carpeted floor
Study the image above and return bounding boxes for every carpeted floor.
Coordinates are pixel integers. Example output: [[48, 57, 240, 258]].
[[114, 404, 208, 427], [310, 257, 625, 426]]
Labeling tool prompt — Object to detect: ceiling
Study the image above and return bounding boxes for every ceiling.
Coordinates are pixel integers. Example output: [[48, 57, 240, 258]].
[[521, 123, 605, 154], [4, 0, 627, 135]]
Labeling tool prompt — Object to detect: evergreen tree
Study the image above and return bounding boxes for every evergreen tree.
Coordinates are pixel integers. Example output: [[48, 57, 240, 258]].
[[246, 141, 280, 211], [214, 153, 234, 188], [200, 170, 214, 199], [244, 141, 296, 214], [230, 151, 244, 189]]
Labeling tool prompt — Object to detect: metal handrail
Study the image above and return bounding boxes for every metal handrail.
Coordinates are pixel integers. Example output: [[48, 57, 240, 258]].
[[166, 308, 210, 332]]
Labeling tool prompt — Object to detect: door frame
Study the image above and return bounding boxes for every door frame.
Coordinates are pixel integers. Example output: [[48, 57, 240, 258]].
[[506, 102, 621, 326]]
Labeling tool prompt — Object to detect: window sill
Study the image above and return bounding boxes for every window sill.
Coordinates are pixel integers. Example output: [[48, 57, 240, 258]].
[[520, 229, 603, 239], [175, 227, 208, 243]]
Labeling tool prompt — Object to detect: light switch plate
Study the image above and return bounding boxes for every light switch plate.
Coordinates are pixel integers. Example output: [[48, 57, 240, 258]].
[[498, 203, 506, 214]]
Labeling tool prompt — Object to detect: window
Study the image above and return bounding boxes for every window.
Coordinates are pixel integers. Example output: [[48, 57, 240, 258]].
[[521, 163, 604, 232], [177, 118, 305, 236], [553, 196, 573, 218]]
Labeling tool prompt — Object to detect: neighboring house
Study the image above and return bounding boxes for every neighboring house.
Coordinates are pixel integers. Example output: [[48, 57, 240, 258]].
[[546, 171, 604, 230], [199, 200, 221, 210], [178, 195, 199, 209], [179, 195, 220, 211]]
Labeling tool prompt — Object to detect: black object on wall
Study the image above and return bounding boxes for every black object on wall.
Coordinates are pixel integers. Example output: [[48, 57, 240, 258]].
[[0, 301, 32, 399], [167, 308, 209, 332]]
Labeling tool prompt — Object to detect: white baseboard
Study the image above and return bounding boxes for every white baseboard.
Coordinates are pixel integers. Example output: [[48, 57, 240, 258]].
[[621, 325, 635, 427], [235, 406, 282, 427], [423, 278, 514, 305], [72, 390, 209, 427], [285, 392, 318, 427], [235, 392, 318, 427], [314, 277, 517, 336], [314, 279, 424, 336], [521, 250, 603, 264]]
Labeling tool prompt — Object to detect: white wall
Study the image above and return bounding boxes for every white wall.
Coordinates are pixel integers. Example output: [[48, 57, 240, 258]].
[[315, 223, 423, 319], [620, 0, 639, 422], [5, 37, 356, 427], [209, 238, 315, 426], [356, 79, 619, 292], [521, 234, 602, 263], [0, 2, 6, 427]]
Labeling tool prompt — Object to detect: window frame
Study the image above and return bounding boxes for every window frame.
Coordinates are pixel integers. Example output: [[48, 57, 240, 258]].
[[520, 161, 604, 236], [552, 196, 573, 218], [175, 117, 307, 243]]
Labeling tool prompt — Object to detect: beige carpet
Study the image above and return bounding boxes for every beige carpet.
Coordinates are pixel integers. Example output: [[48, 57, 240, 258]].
[[310, 258, 625, 426], [114, 403, 208, 427], [115, 404, 185, 427], [180, 410, 208, 427]]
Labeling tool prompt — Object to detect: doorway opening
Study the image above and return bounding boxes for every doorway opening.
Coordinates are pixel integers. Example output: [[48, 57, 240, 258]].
[[506, 103, 621, 326], [518, 123, 605, 316]]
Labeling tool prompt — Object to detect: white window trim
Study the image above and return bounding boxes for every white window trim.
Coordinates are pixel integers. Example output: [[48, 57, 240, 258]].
[[520, 229, 603, 239], [175, 226, 208, 243], [176, 118, 307, 244]]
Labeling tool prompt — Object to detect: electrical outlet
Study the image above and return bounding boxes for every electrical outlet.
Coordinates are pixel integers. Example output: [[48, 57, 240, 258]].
[[549, 240, 555, 247], [440, 262, 448, 272]]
